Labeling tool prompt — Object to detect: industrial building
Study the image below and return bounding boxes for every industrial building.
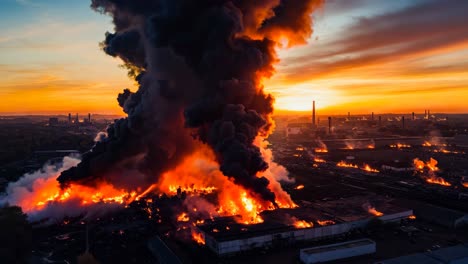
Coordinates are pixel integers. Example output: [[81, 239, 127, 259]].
[[196, 197, 413, 256], [377, 244, 468, 264], [300, 238, 376, 264]]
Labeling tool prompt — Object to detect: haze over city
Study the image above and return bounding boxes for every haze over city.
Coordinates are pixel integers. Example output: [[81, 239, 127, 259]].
[[1, 0, 467, 115]]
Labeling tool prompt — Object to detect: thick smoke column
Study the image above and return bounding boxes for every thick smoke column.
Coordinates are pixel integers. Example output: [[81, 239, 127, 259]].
[[58, 0, 323, 204]]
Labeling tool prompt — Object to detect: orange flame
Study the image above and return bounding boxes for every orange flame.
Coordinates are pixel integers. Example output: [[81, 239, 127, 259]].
[[426, 177, 451, 187], [315, 148, 328, 153], [295, 185, 304, 190], [293, 219, 314, 228], [408, 215, 416, 220], [463, 182, 468, 188], [317, 220, 335, 226], [314, 158, 326, 163], [390, 143, 411, 149], [177, 212, 190, 222], [362, 164, 380, 173], [413, 158, 438, 172], [337, 161, 358, 169], [191, 230, 205, 245], [422, 141, 432, 147], [365, 205, 383, 216], [20, 178, 139, 214]]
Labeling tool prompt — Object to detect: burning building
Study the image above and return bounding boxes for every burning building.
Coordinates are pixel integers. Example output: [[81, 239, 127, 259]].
[[193, 196, 412, 256]]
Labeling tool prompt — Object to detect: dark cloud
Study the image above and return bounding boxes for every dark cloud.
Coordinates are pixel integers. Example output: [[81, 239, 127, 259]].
[[58, 0, 323, 204]]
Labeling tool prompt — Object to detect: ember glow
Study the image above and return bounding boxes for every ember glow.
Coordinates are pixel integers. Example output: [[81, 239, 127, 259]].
[[315, 148, 328, 153], [191, 230, 205, 245], [462, 182, 468, 188], [426, 177, 451, 187], [293, 219, 314, 229], [314, 158, 326, 163], [337, 161, 359, 169], [409, 215, 417, 220], [362, 164, 380, 173], [413, 158, 439, 172], [317, 220, 335, 226], [366, 206, 384, 217], [295, 185, 305, 190], [390, 143, 411, 149]]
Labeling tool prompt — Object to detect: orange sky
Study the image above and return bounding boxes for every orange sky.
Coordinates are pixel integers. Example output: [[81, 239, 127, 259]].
[[1, 0, 467, 115]]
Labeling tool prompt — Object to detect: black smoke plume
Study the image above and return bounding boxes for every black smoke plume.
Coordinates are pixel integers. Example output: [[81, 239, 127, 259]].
[[58, 0, 323, 205]]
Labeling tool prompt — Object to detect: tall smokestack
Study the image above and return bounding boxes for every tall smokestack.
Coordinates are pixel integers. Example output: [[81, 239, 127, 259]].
[[328, 117, 332, 134], [312, 100, 316, 128], [412, 112, 415, 121], [402, 116, 405, 129], [88, 113, 91, 123], [371, 112, 374, 121], [68, 113, 72, 124]]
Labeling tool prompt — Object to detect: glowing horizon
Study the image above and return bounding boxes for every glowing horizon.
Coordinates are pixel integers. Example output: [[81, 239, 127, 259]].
[[1, 0, 467, 115]]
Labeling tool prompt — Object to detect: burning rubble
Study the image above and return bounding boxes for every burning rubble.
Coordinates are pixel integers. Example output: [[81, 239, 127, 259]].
[[413, 158, 451, 187], [336, 161, 380, 173]]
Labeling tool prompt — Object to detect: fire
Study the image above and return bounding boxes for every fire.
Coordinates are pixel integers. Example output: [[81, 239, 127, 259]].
[[317, 220, 335, 226], [315, 148, 328, 153], [422, 141, 432, 147], [295, 185, 305, 190], [293, 219, 314, 229], [408, 215, 416, 220], [337, 161, 358, 169], [364, 204, 383, 217], [314, 158, 326, 163], [413, 158, 438, 172], [177, 212, 190, 222], [463, 182, 468, 188], [156, 141, 296, 225], [390, 143, 411, 149], [367, 144, 375, 149], [191, 230, 205, 245], [167, 185, 216, 195], [362, 164, 379, 173], [18, 178, 139, 214], [426, 177, 451, 187]]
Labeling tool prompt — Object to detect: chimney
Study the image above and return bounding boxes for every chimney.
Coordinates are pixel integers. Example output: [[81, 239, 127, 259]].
[[68, 113, 72, 123], [412, 112, 415, 120], [88, 113, 91, 123], [378, 116, 382, 126], [402, 116, 405, 129], [371, 112, 374, 121], [328, 117, 332, 134], [312, 101, 316, 127]]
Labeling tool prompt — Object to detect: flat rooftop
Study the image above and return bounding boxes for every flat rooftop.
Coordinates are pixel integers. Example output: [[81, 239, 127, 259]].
[[310, 195, 412, 222], [302, 238, 375, 255], [197, 207, 338, 242]]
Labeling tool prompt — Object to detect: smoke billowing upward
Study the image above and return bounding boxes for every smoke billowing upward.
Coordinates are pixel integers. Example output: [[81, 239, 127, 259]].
[[58, 0, 323, 204]]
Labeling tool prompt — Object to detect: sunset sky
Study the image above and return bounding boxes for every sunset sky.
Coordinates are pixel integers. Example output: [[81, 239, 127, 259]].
[[1, 0, 467, 115]]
